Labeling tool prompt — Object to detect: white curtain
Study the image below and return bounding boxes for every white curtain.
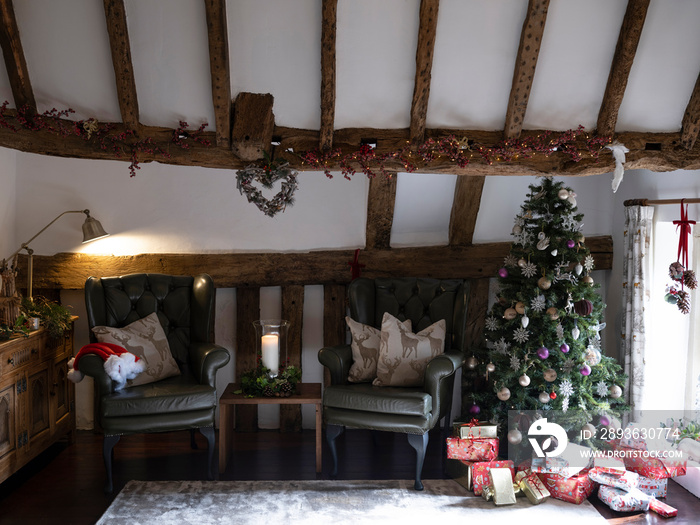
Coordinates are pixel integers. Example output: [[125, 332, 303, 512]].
[[685, 230, 700, 410], [621, 205, 654, 414]]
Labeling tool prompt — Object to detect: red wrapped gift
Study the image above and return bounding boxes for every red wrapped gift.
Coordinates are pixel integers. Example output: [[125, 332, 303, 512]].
[[446, 437, 499, 462], [637, 476, 668, 498], [649, 498, 678, 518], [616, 444, 687, 480], [590, 457, 626, 476], [538, 468, 597, 504], [597, 485, 652, 512], [472, 460, 515, 496]]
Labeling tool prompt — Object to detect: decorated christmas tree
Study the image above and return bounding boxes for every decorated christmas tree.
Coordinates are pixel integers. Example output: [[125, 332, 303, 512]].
[[471, 177, 628, 447]]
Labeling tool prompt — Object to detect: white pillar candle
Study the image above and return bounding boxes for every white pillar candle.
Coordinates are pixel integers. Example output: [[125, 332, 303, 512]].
[[261, 334, 280, 376]]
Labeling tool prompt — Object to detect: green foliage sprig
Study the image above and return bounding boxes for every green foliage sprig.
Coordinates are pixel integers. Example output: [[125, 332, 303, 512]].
[[237, 359, 302, 398], [21, 296, 72, 339]]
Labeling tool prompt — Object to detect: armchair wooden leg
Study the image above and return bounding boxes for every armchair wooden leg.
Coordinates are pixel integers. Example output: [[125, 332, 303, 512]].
[[199, 426, 216, 480], [326, 424, 344, 477], [103, 434, 120, 494], [407, 432, 428, 491]]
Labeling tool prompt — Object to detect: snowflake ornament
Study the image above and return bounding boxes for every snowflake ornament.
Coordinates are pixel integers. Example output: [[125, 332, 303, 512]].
[[556, 323, 565, 341], [530, 294, 546, 312], [521, 262, 538, 278], [495, 337, 510, 354], [485, 316, 499, 331], [504, 254, 519, 267], [596, 381, 609, 397], [559, 379, 575, 397], [562, 358, 575, 373], [510, 355, 521, 370], [561, 395, 570, 413], [561, 215, 578, 231], [514, 215, 526, 227], [584, 255, 595, 272], [512, 327, 530, 344]]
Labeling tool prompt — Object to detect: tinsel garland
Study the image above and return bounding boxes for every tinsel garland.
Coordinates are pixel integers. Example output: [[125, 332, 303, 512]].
[[300, 125, 612, 180], [0, 102, 210, 176]]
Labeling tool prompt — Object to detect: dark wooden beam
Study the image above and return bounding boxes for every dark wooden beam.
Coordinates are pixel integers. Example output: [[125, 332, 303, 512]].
[[235, 286, 260, 432], [280, 285, 304, 432], [464, 278, 489, 351], [449, 175, 485, 246], [681, 71, 700, 150], [203, 0, 231, 148], [365, 174, 397, 250], [410, 0, 440, 144], [231, 92, 275, 161], [596, 0, 650, 137], [21, 235, 613, 290], [319, 0, 337, 151], [503, 0, 549, 140], [103, 0, 140, 131], [1, 110, 699, 175], [0, 0, 35, 112]]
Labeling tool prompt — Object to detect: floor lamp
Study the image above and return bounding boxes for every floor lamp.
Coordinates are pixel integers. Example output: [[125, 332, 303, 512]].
[[3, 209, 109, 299]]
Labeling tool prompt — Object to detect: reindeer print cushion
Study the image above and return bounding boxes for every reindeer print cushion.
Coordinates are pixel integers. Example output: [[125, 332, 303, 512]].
[[92, 312, 181, 387], [346, 316, 412, 383], [373, 312, 446, 387]]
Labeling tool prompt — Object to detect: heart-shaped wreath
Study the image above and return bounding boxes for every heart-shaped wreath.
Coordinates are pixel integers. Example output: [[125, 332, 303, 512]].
[[236, 159, 298, 217]]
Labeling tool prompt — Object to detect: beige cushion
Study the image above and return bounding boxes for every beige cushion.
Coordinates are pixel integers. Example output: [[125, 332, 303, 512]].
[[373, 312, 446, 387], [346, 316, 411, 383], [92, 312, 181, 387]]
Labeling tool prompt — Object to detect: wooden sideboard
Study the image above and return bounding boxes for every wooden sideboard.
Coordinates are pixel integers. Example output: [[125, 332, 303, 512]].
[[0, 320, 76, 485]]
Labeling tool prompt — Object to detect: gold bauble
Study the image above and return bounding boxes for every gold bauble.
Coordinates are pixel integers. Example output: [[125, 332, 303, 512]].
[[546, 307, 559, 320], [583, 275, 594, 286], [543, 368, 558, 382], [515, 302, 526, 314], [504, 308, 517, 320], [497, 387, 511, 401], [538, 276, 552, 290]]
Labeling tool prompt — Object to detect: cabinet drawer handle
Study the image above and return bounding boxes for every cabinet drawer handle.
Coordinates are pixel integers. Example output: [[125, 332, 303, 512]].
[[31, 348, 38, 355], [7, 357, 13, 365]]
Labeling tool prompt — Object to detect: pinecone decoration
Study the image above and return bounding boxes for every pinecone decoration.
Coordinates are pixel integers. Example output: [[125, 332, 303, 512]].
[[677, 289, 691, 315], [263, 385, 275, 397], [279, 380, 294, 397], [684, 270, 697, 290]]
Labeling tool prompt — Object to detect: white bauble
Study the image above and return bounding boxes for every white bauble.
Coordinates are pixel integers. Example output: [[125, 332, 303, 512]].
[[486, 362, 496, 373], [609, 417, 622, 431], [582, 423, 596, 438], [507, 429, 523, 445], [551, 249, 558, 256], [466, 356, 478, 370], [518, 374, 531, 387], [543, 368, 557, 382], [558, 189, 569, 200], [610, 385, 623, 399], [497, 387, 511, 401], [538, 392, 550, 403]]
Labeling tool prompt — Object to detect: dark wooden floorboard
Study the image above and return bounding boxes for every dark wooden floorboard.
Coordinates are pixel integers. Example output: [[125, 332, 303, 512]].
[[0, 429, 698, 524]]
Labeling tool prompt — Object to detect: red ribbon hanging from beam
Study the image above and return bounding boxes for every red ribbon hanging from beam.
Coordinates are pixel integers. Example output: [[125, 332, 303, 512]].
[[673, 200, 695, 269]]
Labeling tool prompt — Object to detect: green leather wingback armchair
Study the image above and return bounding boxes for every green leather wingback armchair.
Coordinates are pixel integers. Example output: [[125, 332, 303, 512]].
[[319, 277, 468, 490], [82, 273, 230, 492]]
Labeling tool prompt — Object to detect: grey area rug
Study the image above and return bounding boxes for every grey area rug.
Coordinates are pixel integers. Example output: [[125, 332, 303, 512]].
[[97, 479, 608, 525]]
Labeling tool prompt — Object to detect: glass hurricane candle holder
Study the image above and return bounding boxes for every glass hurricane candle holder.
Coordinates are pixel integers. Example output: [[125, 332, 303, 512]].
[[253, 319, 289, 379]]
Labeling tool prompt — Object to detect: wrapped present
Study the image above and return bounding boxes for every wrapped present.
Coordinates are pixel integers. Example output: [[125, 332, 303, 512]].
[[515, 470, 550, 504], [597, 485, 652, 512], [472, 460, 515, 496], [590, 456, 626, 476], [616, 444, 687, 479], [490, 467, 517, 505], [649, 498, 678, 518], [446, 459, 474, 490], [531, 456, 569, 477], [454, 419, 498, 439], [538, 468, 597, 504], [446, 437, 498, 462], [588, 468, 639, 491], [637, 475, 668, 498]]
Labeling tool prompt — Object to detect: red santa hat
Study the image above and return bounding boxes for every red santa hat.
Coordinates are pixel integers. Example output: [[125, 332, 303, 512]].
[[68, 342, 145, 390]]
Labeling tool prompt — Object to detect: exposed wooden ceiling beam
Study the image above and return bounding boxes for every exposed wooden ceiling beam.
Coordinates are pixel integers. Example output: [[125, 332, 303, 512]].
[[596, 0, 650, 137], [681, 71, 700, 150], [103, 0, 140, 131], [203, 0, 231, 148], [503, 0, 550, 140], [0, 0, 35, 112], [20, 234, 613, 289], [365, 173, 397, 251], [449, 175, 485, 246], [2, 110, 700, 176], [409, 0, 440, 144], [319, 0, 337, 151]]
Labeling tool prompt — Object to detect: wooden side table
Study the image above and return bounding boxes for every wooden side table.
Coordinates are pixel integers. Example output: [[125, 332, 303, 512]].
[[218, 382, 322, 474]]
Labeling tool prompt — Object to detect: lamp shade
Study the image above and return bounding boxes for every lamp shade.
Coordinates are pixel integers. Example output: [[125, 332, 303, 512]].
[[82, 215, 109, 243]]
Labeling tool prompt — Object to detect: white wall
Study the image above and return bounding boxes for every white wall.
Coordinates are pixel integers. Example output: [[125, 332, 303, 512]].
[[0, 147, 16, 261]]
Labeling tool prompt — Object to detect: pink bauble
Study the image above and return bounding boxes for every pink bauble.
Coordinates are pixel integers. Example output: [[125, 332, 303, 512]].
[[560, 343, 570, 353], [469, 403, 481, 415], [537, 346, 549, 359], [600, 415, 610, 426], [567, 239, 575, 248], [498, 267, 508, 278], [580, 364, 592, 376]]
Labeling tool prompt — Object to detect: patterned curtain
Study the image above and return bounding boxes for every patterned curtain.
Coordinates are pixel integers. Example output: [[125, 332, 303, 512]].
[[621, 205, 654, 413]]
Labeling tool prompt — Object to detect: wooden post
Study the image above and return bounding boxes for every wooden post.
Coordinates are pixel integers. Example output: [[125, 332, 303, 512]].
[[235, 287, 260, 431], [322, 284, 347, 388], [280, 285, 304, 432]]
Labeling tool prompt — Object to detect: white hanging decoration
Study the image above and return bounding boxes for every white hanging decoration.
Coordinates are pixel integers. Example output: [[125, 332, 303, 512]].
[[521, 314, 530, 328], [572, 323, 580, 340], [606, 142, 630, 193], [575, 263, 583, 275]]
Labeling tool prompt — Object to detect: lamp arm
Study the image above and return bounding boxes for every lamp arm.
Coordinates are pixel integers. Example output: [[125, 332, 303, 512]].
[[3, 209, 89, 263]]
